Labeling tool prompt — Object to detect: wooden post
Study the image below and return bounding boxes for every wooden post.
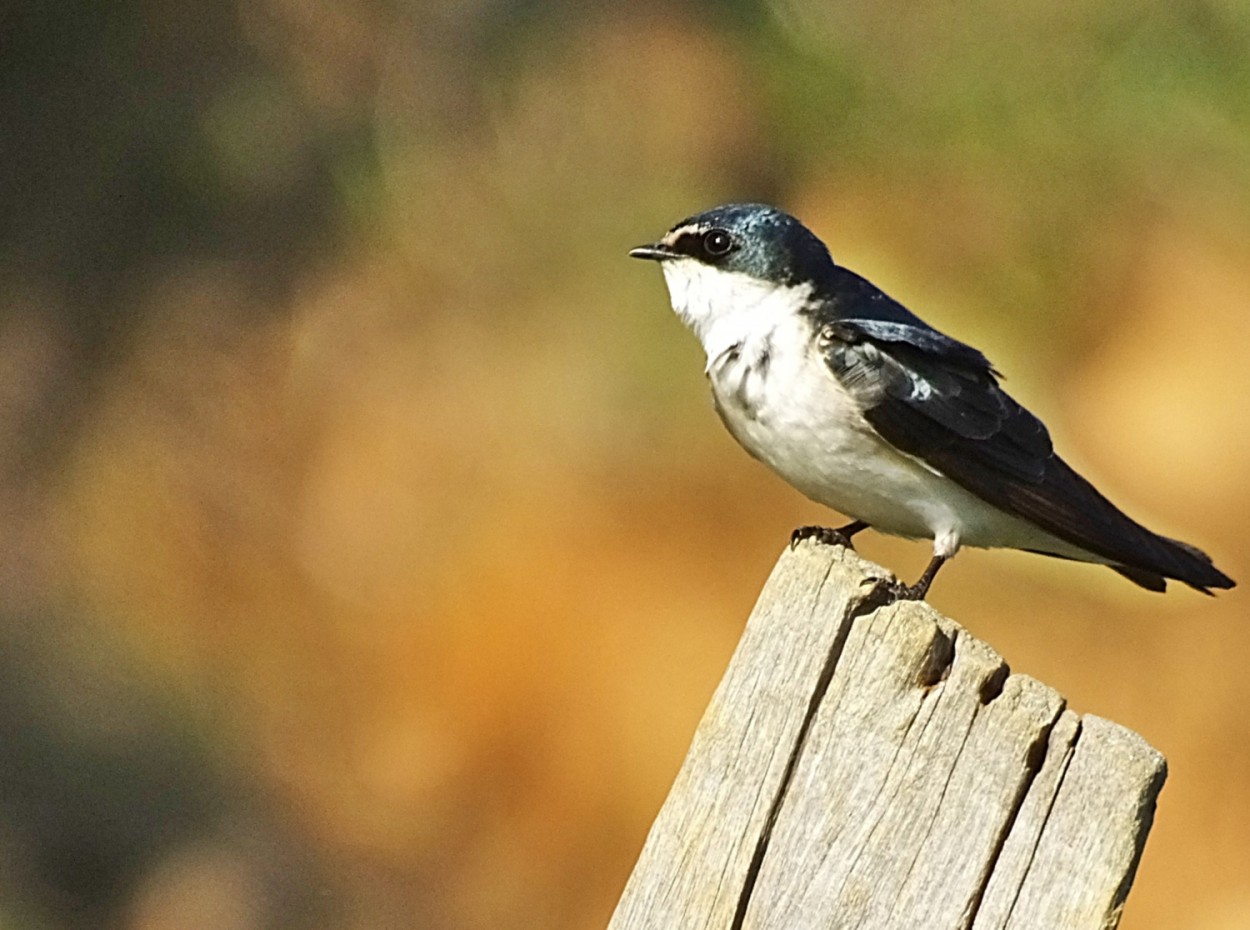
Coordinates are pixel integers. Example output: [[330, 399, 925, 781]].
[[609, 539, 1166, 930]]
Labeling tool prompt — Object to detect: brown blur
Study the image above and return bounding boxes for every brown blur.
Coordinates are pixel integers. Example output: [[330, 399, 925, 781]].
[[2, 2, 1248, 928]]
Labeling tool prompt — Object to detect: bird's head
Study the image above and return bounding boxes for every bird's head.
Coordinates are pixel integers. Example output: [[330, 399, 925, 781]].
[[629, 203, 835, 331]]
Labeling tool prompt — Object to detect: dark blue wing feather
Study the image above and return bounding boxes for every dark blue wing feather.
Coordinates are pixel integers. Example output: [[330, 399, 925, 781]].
[[836, 317, 995, 373], [821, 320, 1049, 481], [811, 268, 1232, 591]]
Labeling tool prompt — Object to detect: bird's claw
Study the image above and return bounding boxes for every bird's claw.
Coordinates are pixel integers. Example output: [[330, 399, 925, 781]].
[[854, 576, 929, 614], [790, 525, 856, 551], [879, 578, 929, 602]]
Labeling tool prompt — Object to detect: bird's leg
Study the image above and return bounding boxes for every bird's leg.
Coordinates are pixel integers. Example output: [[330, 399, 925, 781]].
[[890, 554, 948, 601], [790, 520, 870, 551]]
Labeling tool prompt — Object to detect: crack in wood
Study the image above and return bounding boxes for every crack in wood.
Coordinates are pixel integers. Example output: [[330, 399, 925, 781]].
[[963, 712, 1069, 928], [990, 717, 1081, 927], [729, 575, 891, 930], [978, 663, 1010, 704], [890, 681, 981, 921], [833, 685, 934, 906]]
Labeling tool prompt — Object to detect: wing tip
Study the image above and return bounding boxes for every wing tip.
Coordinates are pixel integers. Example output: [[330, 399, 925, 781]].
[[1110, 564, 1168, 592]]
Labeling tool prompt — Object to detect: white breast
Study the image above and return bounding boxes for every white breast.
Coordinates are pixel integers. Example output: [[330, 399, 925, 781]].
[[657, 258, 1101, 562], [706, 307, 952, 541]]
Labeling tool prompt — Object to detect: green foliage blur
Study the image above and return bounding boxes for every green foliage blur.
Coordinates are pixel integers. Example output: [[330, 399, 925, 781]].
[[2, 1, 1248, 928]]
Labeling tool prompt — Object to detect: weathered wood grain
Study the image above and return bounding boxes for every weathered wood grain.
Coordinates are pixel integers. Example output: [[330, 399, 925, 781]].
[[609, 540, 1166, 930], [973, 715, 1166, 930]]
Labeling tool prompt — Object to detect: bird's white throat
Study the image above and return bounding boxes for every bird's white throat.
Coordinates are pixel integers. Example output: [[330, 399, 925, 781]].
[[659, 258, 814, 371]]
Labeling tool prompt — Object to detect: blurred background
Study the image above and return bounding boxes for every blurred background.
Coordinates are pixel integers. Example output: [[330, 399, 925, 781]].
[[2, 1, 1248, 927]]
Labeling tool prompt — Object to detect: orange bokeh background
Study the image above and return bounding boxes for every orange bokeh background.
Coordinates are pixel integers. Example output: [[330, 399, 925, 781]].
[[2, 3, 1248, 928]]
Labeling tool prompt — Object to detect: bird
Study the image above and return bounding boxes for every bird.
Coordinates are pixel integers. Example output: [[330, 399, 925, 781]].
[[629, 203, 1235, 600]]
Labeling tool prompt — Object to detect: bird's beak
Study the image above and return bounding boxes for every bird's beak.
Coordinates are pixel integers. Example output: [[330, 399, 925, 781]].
[[628, 243, 675, 262]]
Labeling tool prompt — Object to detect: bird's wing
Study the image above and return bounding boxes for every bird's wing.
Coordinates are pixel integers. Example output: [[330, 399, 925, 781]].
[[820, 315, 1053, 484], [817, 311, 1217, 585]]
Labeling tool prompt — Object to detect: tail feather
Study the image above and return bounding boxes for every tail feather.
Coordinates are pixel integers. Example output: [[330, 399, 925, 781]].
[[998, 455, 1235, 594], [1026, 531, 1234, 595], [1152, 535, 1235, 594]]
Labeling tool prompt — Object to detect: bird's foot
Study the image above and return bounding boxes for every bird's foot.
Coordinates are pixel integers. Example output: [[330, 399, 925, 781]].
[[851, 576, 929, 616], [790, 525, 855, 551], [878, 578, 930, 602], [875, 555, 947, 603], [790, 520, 869, 551]]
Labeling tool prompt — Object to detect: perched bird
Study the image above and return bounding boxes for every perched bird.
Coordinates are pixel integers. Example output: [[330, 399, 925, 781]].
[[629, 203, 1235, 599]]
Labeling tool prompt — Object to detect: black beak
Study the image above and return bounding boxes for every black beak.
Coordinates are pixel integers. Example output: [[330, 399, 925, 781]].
[[628, 243, 675, 261]]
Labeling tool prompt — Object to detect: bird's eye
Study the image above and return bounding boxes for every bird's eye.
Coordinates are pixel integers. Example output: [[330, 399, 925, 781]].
[[702, 228, 734, 257]]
